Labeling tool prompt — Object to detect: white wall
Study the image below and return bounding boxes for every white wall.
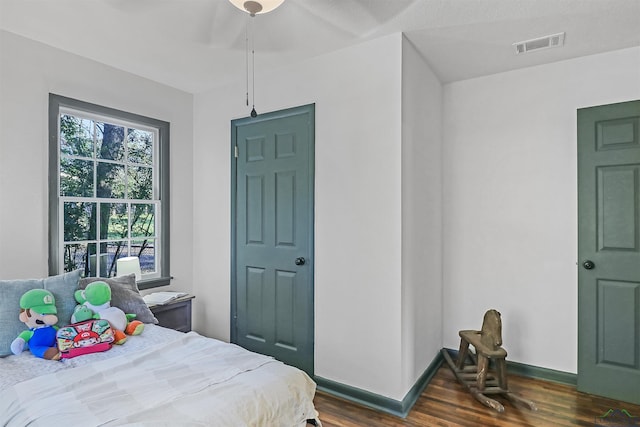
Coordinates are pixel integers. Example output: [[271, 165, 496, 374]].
[[0, 30, 194, 294], [193, 33, 416, 400], [442, 46, 640, 373], [400, 36, 443, 392]]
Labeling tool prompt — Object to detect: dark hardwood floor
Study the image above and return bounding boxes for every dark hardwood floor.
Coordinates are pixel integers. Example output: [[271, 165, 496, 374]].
[[313, 365, 640, 426]]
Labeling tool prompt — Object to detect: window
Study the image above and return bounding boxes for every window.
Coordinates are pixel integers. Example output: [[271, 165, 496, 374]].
[[49, 94, 170, 289]]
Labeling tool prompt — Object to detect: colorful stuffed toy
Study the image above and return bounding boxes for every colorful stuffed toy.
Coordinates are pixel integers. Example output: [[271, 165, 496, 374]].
[[57, 319, 115, 358], [11, 289, 61, 360], [72, 281, 144, 344]]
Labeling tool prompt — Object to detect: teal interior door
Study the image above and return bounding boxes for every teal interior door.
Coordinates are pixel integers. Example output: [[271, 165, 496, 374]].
[[231, 104, 314, 376], [577, 100, 640, 404]]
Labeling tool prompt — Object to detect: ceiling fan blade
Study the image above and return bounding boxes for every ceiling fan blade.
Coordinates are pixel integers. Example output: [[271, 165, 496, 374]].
[[202, 1, 248, 48], [293, 0, 415, 38]]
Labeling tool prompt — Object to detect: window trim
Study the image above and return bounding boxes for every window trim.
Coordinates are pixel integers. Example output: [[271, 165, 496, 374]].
[[48, 94, 171, 289]]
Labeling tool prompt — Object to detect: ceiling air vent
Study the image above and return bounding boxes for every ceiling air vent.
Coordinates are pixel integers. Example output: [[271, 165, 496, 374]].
[[513, 32, 565, 54]]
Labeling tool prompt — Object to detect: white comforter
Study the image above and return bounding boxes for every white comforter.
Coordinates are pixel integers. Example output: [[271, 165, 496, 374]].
[[0, 327, 319, 426], [0, 324, 183, 390]]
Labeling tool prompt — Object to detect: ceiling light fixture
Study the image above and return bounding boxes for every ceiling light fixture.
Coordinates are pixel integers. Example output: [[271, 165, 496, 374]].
[[228, 0, 285, 117], [229, 0, 285, 17]]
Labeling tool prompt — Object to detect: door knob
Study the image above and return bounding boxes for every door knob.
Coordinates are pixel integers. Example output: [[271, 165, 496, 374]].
[[582, 260, 595, 270], [295, 257, 306, 266]]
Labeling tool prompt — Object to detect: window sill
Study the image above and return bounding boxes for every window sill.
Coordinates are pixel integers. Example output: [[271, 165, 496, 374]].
[[138, 276, 172, 290]]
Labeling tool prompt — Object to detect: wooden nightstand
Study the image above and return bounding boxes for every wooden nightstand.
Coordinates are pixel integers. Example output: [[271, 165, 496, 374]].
[[149, 295, 194, 332]]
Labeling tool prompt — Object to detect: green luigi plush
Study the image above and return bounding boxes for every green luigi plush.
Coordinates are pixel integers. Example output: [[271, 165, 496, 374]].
[[11, 289, 61, 360]]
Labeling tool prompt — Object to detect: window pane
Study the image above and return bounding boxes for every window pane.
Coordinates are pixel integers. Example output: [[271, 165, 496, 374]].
[[133, 239, 156, 275], [100, 241, 127, 277], [131, 203, 155, 237], [60, 158, 94, 197], [63, 202, 96, 241], [127, 128, 153, 165], [97, 123, 125, 161], [63, 242, 96, 277], [128, 166, 153, 200], [99, 203, 128, 240], [89, 253, 109, 277], [60, 115, 94, 157], [97, 162, 126, 198]]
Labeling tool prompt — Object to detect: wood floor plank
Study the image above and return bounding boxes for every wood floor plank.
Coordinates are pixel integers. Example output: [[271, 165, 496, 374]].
[[313, 365, 640, 426]]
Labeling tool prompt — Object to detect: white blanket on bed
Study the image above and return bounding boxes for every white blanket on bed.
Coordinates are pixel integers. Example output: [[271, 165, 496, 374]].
[[1, 331, 319, 426], [0, 324, 183, 390]]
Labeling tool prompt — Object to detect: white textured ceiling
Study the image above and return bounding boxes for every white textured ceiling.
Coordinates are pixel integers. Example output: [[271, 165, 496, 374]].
[[1, 0, 639, 93]]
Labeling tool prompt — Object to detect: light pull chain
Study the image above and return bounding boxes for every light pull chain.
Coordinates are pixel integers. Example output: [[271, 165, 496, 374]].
[[245, 15, 249, 107], [243, 10, 258, 117], [250, 15, 257, 117], [251, 26, 257, 118]]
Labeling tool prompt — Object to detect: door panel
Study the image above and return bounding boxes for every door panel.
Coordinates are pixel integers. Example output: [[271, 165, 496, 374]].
[[578, 100, 640, 404], [231, 104, 314, 376], [276, 170, 296, 245], [598, 166, 638, 251], [597, 280, 638, 368]]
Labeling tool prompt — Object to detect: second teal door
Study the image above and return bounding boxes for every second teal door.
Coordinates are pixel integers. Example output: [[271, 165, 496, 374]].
[[577, 100, 640, 404]]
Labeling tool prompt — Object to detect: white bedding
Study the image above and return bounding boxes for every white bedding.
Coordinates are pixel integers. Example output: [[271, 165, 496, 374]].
[[0, 324, 181, 390], [0, 325, 319, 426]]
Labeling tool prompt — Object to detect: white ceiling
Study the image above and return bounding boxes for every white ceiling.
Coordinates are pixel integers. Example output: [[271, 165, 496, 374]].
[[1, 0, 639, 94]]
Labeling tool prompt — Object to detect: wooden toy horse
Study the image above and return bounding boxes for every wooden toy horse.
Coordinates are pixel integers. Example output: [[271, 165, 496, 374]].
[[441, 309, 537, 413]]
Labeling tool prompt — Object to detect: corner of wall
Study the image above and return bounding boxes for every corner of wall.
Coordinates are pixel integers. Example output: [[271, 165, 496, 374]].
[[400, 34, 445, 395]]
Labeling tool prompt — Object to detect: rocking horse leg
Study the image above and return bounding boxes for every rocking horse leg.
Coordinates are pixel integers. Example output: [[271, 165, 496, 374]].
[[496, 358, 508, 391], [503, 392, 538, 411], [456, 339, 470, 370], [476, 354, 489, 391], [471, 390, 505, 413]]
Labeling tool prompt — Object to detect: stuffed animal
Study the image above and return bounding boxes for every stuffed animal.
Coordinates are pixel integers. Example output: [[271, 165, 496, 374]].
[[71, 305, 95, 323], [57, 319, 115, 358], [72, 281, 144, 344], [11, 289, 61, 360]]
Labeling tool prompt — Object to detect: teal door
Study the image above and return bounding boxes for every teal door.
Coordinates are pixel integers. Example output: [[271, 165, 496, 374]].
[[231, 104, 314, 376], [577, 100, 640, 404]]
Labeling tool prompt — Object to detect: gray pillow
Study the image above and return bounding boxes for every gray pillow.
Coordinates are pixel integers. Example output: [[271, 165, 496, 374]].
[[79, 274, 158, 324], [0, 278, 44, 357], [43, 269, 82, 327]]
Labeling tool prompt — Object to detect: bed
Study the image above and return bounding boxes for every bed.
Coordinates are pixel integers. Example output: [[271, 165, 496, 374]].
[[0, 272, 320, 426]]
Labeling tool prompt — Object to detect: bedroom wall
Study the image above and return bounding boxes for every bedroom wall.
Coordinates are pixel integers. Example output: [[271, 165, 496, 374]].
[[400, 36, 443, 392], [193, 33, 421, 400], [0, 30, 194, 294], [442, 46, 640, 374]]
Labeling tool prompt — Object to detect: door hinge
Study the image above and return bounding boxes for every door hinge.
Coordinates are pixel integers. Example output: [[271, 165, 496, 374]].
[[234, 145, 238, 158]]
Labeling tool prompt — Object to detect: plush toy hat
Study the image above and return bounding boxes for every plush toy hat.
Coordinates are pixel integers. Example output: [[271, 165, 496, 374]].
[[20, 289, 58, 315]]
